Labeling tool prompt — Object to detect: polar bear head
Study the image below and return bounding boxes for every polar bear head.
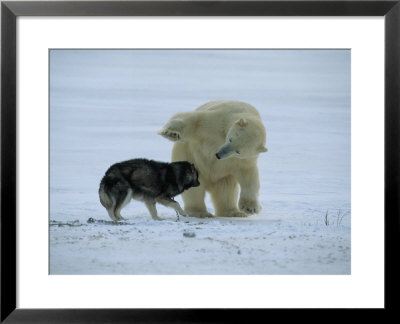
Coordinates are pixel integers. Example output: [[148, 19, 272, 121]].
[[215, 118, 267, 160]]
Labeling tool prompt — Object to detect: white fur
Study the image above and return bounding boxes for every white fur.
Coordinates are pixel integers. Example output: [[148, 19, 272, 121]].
[[159, 100, 267, 218]]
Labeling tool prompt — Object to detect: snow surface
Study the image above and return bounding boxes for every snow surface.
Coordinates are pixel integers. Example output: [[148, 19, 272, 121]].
[[50, 50, 350, 274]]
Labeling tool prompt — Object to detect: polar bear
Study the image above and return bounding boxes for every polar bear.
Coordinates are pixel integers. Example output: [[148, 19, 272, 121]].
[[158, 100, 267, 218]]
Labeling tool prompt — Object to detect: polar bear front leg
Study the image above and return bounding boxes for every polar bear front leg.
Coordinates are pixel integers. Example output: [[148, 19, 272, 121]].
[[237, 166, 262, 214]]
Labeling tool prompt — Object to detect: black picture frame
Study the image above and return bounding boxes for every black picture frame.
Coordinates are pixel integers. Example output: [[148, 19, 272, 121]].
[[1, 0, 399, 322]]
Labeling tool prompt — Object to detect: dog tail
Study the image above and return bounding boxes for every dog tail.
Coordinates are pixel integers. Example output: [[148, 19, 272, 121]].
[[99, 180, 114, 209]]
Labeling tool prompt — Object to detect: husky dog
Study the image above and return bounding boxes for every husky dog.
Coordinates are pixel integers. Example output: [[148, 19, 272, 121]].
[[99, 158, 200, 221]]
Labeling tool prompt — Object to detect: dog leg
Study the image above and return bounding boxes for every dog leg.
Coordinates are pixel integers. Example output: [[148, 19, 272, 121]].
[[106, 208, 118, 221], [99, 185, 118, 221], [113, 188, 132, 221], [156, 197, 187, 217], [145, 200, 163, 221]]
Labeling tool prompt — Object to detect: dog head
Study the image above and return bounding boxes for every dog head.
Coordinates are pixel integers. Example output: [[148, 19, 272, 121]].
[[186, 163, 200, 188], [170, 161, 201, 193]]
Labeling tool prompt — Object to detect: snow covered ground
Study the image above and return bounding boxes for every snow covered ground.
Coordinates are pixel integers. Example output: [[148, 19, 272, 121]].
[[49, 49, 350, 274]]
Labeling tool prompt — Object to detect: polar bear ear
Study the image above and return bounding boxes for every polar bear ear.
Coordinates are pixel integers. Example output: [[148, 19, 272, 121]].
[[237, 118, 248, 127], [258, 146, 268, 153]]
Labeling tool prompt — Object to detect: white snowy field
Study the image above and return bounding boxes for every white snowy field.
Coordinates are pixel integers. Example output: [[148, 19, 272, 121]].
[[50, 49, 350, 274]]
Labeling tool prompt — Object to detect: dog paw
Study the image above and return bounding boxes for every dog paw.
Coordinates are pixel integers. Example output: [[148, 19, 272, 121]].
[[178, 210, 187, 217], [239, 198, 261, 214]]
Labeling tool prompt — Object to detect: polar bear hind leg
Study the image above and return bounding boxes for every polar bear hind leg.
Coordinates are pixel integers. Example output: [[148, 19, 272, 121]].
[[209, 176, 248, 218], [158, 119, 186, 142], [172, 142, 214, 218]]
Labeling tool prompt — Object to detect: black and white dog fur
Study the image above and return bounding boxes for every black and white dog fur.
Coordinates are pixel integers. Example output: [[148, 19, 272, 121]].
[[99, 158, 200, 221]]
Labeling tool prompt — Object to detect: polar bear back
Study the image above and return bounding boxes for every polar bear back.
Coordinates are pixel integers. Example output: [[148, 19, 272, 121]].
[[195, 100, 261, 118]]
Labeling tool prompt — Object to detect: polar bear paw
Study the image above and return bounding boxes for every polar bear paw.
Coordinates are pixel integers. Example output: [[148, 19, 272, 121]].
[[186, 210, 214, 218], [219, 209, 249, 218], [230, 210, 249, 218], [239, 198, 261, 214], [158, 119, 185, 142], [158, 129, 181, 142]]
